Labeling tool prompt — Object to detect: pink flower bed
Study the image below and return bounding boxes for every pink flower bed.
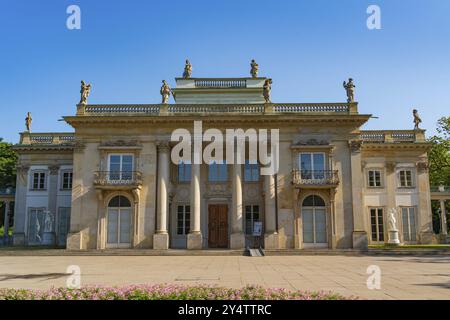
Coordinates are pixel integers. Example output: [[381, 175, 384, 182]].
[[0, 284, 356, 300]]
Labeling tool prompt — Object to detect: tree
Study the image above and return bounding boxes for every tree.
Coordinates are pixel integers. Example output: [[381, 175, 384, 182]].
[[0, 138, 17, 188], [427, 117, 450, 234]]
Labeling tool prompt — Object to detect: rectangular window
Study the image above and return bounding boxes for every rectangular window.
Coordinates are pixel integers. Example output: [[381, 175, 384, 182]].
[[178, 161, 191, 182], [108, 154, 134, 180], [177, 205, 190, 235], [370, 208, 384, 242], [299, 153, 325, 179], [399, 170, 413, 187], [245, 205, 260, 235], [58, 207, 71, 246], [32, 172, 46, 190], [368, 170, 382, 187], [208, 161, 228, 182], [244, 160, 259, 182], [402, 207, 417, 242], [62, 172, 73, 190]]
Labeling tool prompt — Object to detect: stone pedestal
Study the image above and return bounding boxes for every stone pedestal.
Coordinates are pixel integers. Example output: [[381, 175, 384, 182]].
[[153, 233, 169, 250], [230, 232, 245, 249], [187, 232, 203, 249], [352, 231, 368, 249], [66, 232, 83, 250], [264, 232, 279, 249], [388, 230, 400, 246], [13, 233, 25, 246], [419, 231, 434, 244]]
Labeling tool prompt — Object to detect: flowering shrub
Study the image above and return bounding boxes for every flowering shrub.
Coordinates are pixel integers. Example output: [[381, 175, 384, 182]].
[[0, 284, 356, 300]]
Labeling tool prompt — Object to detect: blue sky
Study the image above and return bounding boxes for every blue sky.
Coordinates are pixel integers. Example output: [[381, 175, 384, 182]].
[[0, 0, 449, 143]]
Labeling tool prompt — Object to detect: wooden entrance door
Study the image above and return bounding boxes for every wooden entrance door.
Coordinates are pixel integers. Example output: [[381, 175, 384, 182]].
[[208, 204, 228, 248]]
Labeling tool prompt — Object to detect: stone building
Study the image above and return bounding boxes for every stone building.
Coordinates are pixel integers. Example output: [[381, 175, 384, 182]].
[[12, 70, 434, 250]]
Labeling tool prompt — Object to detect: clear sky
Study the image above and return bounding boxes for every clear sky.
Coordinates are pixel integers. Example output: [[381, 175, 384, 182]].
[[0, 0, 449, 143]]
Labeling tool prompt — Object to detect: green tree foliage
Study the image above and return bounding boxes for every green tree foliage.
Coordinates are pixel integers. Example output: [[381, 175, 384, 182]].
[[428, 117, 450, 186], [428, 117, 450, 234], [0, 138, 17, 188]]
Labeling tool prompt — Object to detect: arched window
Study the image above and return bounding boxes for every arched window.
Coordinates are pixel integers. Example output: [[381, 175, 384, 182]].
[[302, 195, 325, 207], [108, 195, 131, 208]]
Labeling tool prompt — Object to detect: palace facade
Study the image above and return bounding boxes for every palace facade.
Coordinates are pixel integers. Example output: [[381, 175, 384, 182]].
[[12, 69, 434, 250]]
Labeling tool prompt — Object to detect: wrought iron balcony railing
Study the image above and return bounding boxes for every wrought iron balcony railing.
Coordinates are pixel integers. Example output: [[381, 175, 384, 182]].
[[93, 171, 143, 188], [292, 170, 339, 187]]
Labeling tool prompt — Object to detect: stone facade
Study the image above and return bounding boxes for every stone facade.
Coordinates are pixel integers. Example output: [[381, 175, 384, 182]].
[[12, 75, 433, 250]]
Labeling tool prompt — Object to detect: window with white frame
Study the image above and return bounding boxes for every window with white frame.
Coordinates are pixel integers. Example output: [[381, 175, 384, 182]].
[[401, 207, 417, 242], [177, 205, 190, 235], [178, 161, 191, 182], [370, 208, 384, 242], [299, 153, 325, 179], [31, 172, 46, 190], [61, 171, 73, 190], [245, 205, 260, 235], [367, 170, 382, 187], [244, 160, 259, 182], [108, 154, 133, 180], [398, 169, 413, 187], [208, 161, 227, 182]]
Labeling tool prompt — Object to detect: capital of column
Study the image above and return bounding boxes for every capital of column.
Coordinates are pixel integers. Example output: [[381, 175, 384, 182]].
[[156, 141, 171, 153]]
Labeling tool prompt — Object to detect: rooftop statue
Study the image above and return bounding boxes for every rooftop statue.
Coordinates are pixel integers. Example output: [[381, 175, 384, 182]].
[[343, 78, 355, 103], [79, 80, 92, 105], [183, 59, 192, 79], [25, 112, 32, 132], [413, 109, 422, 130], [160, 80, 172, 104], [263, 79, 272, 103], [250, 59, 259, 78]]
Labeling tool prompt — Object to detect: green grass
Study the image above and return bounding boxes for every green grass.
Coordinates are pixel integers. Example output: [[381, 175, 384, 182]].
[[369, 244, 450, 249]]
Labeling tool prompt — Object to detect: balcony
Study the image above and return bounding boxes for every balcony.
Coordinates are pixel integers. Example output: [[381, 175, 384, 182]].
[[93, 171, 143, 190], [292, 170, 339, 189]]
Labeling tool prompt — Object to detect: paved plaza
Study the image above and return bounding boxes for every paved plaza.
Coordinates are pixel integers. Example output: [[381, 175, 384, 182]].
[[0, 254, 449, 299]]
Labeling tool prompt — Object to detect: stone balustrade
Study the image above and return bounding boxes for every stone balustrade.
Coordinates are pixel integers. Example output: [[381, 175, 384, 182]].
[[76, 102, 357, 115], [19, 133, 75, 145], [194, 79, 247, 88], [359, 130, 425, 143], [292, 169, 339, 187]]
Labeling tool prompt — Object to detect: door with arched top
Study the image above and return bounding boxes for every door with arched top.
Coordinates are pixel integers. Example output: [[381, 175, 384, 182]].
[[107, 195, 132, 248], [302, 195, 328, 248]]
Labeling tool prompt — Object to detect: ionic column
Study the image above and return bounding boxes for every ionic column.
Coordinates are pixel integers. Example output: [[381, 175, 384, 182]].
[[264, 173, 279, 249], [187, 162, 202, 249], [153, 141, 170, 249], [440, 200, 448, 236], [3, 201, 10, 242], [230, 162, 245, 249]]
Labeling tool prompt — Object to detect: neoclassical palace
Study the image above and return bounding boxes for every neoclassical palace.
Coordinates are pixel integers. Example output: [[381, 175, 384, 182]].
[[12, 64, 434, 250]]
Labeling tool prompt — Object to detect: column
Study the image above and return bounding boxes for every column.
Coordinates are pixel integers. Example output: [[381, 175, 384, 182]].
[[264, 174, 279, 249], [187, 163, 202, 249], [3, 201, 10, 242], [416, 161, 433, 243], [153, 142, 170, 249], [13, 165, 29, 246], [230, 162, 245, 249], [349, 140, 368, 249], [440, 200, 448, 236], [46, 165, 59, 245]]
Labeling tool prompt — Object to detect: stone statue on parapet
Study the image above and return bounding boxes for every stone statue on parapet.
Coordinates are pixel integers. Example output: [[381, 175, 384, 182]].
[[343, 78, 355, 102], [183, 59, 192, 79], [250, 59, 259, 78], [263, 79, 272, 103], [160, 80, 172, 104], [25, 112, 32, 132], [413, 109, 422, 130], [79, 80, 91, 105]]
